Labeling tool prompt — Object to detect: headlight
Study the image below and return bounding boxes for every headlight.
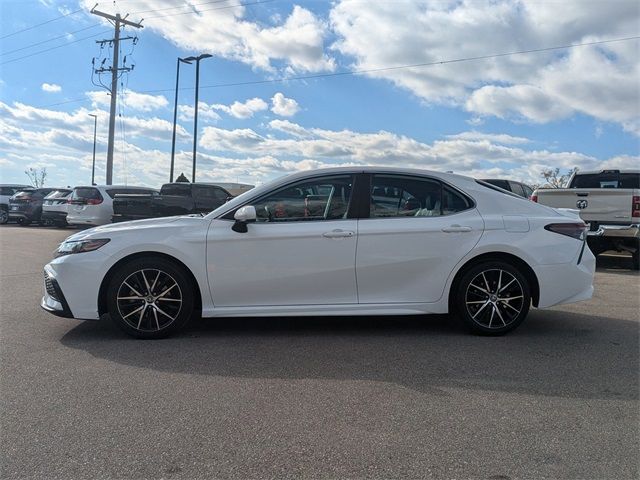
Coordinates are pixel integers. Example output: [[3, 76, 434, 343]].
[[55, 238, 110, 257]]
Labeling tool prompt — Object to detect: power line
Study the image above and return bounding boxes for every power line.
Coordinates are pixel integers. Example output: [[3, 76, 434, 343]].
[[128, 0, 239, 15], [35, 34, 640, 108], [144, 0, 275, 19], [0, 30, 112, 65], [1, 24, 101, 57], [146, 35, 640, 93], [0, 8, 83, 40]]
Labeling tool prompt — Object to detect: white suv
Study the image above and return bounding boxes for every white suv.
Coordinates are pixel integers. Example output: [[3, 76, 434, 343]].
[[67, 185, 158, 226]]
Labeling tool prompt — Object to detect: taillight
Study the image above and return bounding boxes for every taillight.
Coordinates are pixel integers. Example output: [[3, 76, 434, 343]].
[[545, 222, 588, 241], [633, 196, 640, 218], [87, 198, 103, 205], [530, 195, 537, 202]]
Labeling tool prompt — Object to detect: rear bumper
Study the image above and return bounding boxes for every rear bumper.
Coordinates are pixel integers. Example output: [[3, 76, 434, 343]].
[[42, 211, 67, 223], [534, 246, 596, 308], [588, 224, 639, 239]]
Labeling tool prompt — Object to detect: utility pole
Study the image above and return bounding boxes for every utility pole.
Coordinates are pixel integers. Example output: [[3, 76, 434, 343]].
[[170, 57, 192, 183], [89, 114, 98, 185], [183, 53, 212, 183], [90, 5, 143, 185]]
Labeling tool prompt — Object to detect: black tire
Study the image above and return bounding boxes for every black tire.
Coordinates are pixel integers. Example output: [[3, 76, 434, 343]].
[[454, 260, 531, 335], [632, 240, 640, 271], [106, 257, 195, 339], [0, 209, 8, 224], [19, 217, 31, 226]]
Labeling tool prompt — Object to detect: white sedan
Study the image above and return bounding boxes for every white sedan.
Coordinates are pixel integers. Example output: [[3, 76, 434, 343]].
[[42, 167, 595, 338]]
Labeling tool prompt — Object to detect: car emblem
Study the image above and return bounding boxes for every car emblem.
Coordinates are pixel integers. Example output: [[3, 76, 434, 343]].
[[576, 199, 588, 209]]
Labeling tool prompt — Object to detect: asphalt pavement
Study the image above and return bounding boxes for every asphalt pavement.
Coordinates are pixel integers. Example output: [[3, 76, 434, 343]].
[[1, 224, 638, 479]]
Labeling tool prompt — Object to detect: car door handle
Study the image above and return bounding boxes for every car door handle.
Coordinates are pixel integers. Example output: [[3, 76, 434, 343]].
[[322, 229, 355, 238], [442, 225, 472, 233]]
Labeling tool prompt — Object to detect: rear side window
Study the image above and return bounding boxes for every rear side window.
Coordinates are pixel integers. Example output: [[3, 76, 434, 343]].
[[475, 180, 523, 199], [45, 190, 71, 199], [370, 175, 472, 218], [508, 182, 526, 197], [482, 179, 510, 191], [571, 172, 640, 189], [71, 188, 102, 202], [161, 184, 191, 196]]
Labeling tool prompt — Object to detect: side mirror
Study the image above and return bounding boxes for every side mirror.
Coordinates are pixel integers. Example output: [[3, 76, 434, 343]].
[[232, 205, 256, 233]]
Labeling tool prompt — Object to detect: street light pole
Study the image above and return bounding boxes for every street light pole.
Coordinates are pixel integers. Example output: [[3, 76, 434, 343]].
[[89, 114, 98, 185], [183, 53, 212, 183], [169, 57, 192, 183]]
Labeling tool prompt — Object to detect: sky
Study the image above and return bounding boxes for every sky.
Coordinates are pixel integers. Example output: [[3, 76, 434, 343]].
[[0, 0, 638, 189]]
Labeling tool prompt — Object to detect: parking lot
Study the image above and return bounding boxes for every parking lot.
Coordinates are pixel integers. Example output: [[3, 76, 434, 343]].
[[0, 224, 638, 479]]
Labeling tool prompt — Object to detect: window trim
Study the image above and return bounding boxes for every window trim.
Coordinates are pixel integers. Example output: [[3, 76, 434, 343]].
[[361, 173, 475, 219], [220, 173, 358, 223]]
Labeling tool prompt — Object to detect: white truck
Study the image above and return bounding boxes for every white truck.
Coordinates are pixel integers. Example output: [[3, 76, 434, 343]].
[[532, 169, 640, 270]]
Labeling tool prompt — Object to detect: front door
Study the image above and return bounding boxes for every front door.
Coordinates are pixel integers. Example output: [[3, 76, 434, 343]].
[[207, 174, 358, 307]]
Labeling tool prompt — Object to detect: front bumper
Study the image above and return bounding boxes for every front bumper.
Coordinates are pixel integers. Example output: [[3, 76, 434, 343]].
[[588, 224, 640, 239], [41, 268, 73, 318]]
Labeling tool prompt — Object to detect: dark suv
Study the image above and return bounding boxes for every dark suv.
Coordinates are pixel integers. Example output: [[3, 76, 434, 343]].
[[8, 188, 56, 226], [481, 179, 534, 199]]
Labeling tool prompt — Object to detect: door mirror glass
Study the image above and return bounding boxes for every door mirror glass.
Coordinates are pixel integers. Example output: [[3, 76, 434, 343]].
[[234, 205, 257, 222]]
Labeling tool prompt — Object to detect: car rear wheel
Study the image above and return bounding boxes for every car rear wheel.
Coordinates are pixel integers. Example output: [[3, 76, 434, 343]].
[[106, 257, 194, 339], [455, 261, 531, 335]]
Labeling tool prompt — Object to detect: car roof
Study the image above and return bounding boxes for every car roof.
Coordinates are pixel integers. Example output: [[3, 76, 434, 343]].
[[74, 185, 156, 189], [574, 169, 640, 175]]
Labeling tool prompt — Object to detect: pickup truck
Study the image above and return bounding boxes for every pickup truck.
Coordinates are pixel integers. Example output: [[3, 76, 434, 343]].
[[111, 182, 233, 222], [532, 169, 640, 269]]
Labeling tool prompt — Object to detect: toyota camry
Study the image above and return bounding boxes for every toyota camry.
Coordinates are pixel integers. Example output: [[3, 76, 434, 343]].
[[41, 167, 595, 338]]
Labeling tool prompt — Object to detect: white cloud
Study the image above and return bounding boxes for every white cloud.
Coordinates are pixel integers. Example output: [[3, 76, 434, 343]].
[[271, 92, 300, 117], [41, 83, 61, 93], [211, 97, 269, 119], [86, 89, 169, 112], [330, 0, 640, 132], [178, 102, 221, 123], [446, 131, 531, 145], [82, 1, 335, 73]]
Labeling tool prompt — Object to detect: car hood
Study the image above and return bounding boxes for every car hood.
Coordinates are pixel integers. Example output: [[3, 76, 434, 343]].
[[65, 215, 192, 241]]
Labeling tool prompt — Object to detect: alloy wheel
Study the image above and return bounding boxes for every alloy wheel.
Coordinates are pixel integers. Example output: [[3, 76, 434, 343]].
[[464, 268, 524, 329], [116, 269, 183, 332]]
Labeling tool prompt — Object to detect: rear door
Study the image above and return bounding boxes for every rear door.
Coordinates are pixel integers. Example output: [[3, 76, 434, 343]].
[[356, 174, 484, 304]]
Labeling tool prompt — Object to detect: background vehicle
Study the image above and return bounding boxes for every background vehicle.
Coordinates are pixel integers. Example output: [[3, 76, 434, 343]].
[[112, 182, 233, 222], [42, 167, 594, 339], [481, 179, 534, 199], [42, 189, 72, 227], [8, 188, 56, 225], [0, 184, 31, 224], [532, 169, 640, 269], [66, 185, 158, 227]]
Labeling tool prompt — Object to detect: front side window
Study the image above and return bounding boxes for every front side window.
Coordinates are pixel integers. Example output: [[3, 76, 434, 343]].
[[251, 175, 353, 222], [370, 175, 472, 218]]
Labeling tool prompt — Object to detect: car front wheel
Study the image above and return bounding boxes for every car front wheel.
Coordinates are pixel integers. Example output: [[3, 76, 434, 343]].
[[455, 261, 531, 335], [0, 209, 8, 224], [106, 257, 195, 339]]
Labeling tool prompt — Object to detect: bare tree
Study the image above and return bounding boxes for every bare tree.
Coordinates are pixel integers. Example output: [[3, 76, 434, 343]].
[[25, 167, 47, 188], [540, 167, 578, 188]]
